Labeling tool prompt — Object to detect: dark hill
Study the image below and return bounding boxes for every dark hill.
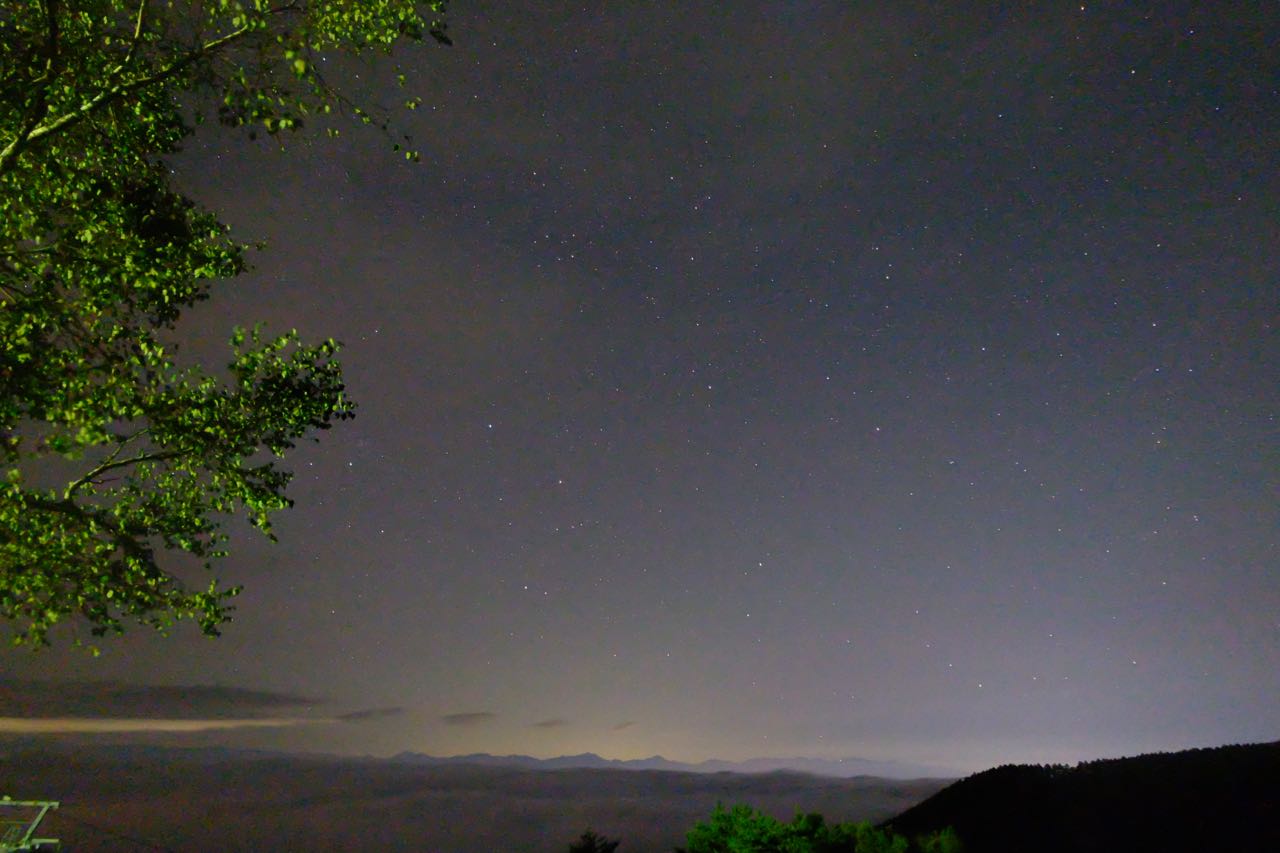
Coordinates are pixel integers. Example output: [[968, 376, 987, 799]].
[[886, 740, 1280, 852]]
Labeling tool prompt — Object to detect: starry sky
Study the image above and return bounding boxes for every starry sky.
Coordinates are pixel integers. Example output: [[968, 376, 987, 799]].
[[4, 2, 1278, 773]]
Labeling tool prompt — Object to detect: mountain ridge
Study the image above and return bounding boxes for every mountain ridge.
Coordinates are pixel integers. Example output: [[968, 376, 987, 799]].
[[388, 749, 959, 779]]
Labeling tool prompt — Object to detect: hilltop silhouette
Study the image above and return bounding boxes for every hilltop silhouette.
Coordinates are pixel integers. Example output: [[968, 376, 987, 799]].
[[886, 740, 1280, 852]]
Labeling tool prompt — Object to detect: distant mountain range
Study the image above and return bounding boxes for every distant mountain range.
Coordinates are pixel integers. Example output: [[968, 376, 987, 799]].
[[2, 738, 957, 779], [0, 742, 947, 852], [389, 750, 959, 779]]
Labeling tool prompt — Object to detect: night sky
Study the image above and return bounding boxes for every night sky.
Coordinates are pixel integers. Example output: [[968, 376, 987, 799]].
[[5, 2, 1278, 773]]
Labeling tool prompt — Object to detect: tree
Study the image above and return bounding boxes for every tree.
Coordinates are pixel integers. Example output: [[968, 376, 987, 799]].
[[678, 804, 953, 853], [0, 0, 449, 647], [567, 829, 621, 853], [681, 804, 790, 852], [914, 827, 961, 853]]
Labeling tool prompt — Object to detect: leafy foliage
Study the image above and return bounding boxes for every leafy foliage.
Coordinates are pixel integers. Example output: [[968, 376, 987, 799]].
[[679, 804, 958, 853], [0, 0, 448, 646]]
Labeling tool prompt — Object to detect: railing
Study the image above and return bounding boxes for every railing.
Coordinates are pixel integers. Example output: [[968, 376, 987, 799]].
[[0, 798, 60, 852]]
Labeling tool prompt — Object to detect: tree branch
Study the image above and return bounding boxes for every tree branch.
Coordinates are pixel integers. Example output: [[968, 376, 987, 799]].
[[18, 25, 251, 148], [110, 0, 151, 80], [0, 2, 305, 174], [64, 431, 179, 499], [0, 0, 61, 174]]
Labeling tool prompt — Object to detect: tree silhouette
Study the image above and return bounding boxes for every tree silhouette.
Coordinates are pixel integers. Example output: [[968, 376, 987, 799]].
[[568, 828, 621, 853]]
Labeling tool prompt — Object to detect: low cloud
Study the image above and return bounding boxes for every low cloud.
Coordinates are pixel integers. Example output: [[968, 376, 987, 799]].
[[0, 681, 416, 737], [0, 679, 316, 720], [612, 721, 637, 731], [337, 707, 405, 723], [0, 716, 320, 734], [530, 718, 568, 729], [441, 711, 495, 726]]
